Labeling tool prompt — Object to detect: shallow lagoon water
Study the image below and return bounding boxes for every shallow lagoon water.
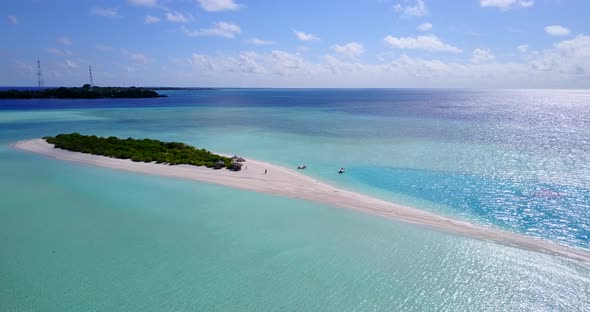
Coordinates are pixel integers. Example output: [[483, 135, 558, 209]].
[[1, 89, 590, 311]]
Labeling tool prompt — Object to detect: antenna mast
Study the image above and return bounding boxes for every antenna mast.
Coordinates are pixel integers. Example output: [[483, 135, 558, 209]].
[[37, 60, 43, 88], [89, 66, 94, 88]]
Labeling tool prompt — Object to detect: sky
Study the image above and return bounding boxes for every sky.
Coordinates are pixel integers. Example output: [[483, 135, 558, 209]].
[[1, 0, 589, 88]]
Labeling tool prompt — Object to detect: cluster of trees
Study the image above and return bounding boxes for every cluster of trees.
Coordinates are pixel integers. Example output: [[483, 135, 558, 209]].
[[44, 133, 233, 169], [0, 85, 165, 99]]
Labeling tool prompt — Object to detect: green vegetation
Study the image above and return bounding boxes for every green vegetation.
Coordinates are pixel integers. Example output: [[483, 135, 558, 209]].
[[0, 85, 165, 99], [44, 133, 236, 169]]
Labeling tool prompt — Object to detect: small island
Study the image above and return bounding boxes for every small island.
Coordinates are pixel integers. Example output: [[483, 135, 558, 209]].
[[44, 133, 242, 170], [0, 85, 165, 99], [12, 137, 590, 264]]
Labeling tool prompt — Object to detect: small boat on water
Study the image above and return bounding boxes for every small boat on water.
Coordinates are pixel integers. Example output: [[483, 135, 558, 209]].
[[338, 167, 346, 174], [297, 164, 307, 169]]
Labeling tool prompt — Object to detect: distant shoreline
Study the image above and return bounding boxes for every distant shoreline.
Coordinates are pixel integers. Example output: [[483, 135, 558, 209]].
[[13, 138, 590, 265], [0, 85, 165, 99]]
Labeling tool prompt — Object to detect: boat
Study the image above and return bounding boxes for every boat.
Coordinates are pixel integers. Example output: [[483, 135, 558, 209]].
[[297, 164, 307, 169], [338, 167, 346, 174]]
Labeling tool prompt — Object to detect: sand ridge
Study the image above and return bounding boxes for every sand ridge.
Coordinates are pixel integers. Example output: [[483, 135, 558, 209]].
[[13, 139, 590, 264]]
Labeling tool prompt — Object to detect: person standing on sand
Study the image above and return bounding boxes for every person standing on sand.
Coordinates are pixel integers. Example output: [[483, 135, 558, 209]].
[[264, 169, 267, 174]]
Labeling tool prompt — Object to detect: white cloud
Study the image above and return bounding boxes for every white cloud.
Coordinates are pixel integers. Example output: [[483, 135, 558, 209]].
[[188, 50, 314, 77], [266, 51, 312, 76], [480, 0, 534, 10], [183, 22, 242, 38], [471, 48, 495, 64], [91, 7, 120, 18], [145, 15, 161, 24], [323, 55, 368, 75], [384, 35, 462, 53], [517, 44, 528, 53], [65, 60, 78, 69], [544, 25, 570, 36], [293, 29, 320, 42], [128, 0, 158, 7], [236, 52, 266, 73], [122, 49, 149, 64], [47, 48, 61, 55], [393, 0, 427, 17], [27, 28, 590, 88], [188, 52, 266, 74], [331, 42, 365, 58], [531, 35, 590, 76], [417, 23, 432, 31], [166, 12, 189, 23], [188, 54, 215, 71], [7, 15, 18, 25], [197, 0, 240, 12], [247, 37, 275, 45], [47, 47, 72, 56], [57, 37, 72, 46], [157, 35, 590, 88]]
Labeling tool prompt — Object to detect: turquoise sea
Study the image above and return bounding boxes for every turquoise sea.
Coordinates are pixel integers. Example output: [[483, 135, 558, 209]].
[[1, 89, 590, 311]]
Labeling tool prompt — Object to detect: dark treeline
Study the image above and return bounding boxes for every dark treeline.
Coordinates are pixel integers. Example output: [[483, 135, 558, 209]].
[[44, 133, 236, 169], [0, 85, 165, 99]]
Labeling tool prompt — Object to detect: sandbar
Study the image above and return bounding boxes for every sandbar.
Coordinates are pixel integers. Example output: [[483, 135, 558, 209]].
[[13, 139, 590, 264]]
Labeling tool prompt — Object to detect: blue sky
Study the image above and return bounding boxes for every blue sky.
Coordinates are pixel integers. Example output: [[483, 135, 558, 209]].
[[1, 0, 589, 88]]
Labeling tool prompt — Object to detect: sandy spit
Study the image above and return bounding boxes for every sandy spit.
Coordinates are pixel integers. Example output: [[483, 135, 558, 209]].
[[13, 139, 590, 264]]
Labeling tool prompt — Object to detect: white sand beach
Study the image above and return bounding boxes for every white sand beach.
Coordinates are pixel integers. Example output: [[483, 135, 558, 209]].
[[13, 139, 590, 264]]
